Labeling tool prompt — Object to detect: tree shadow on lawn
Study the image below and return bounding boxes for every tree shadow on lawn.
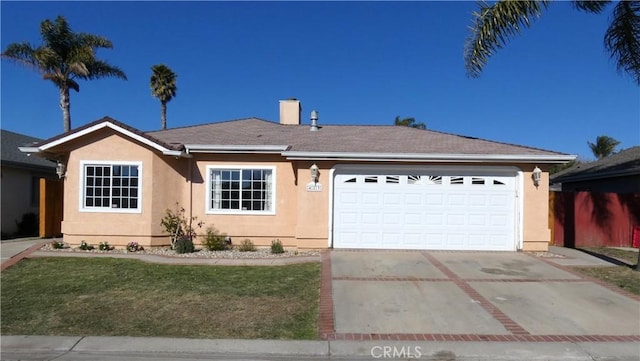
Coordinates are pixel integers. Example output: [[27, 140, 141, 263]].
[[576, 248, 637, 269]]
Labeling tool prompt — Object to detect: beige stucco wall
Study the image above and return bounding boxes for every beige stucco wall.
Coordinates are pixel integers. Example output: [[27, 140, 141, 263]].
[[521, 169, 551, 251], [56, 132, 552, 251], [60, 129, 187, 247]]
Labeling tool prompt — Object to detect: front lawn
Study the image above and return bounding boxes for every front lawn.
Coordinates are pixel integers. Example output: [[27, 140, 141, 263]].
[[571, 247, 640, 295], [1, 257, 320, 339]]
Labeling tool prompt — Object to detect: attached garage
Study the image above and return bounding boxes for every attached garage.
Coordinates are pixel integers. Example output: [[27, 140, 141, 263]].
[[331, 166, 521, 251]]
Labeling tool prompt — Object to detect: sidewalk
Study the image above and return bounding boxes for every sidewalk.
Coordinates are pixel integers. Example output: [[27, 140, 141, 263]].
[[2, 335, 639, 360]]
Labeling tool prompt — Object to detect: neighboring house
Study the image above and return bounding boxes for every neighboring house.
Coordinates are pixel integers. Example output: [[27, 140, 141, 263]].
[[550, 146, 640, 193], [19, 99, 574, 251], [1, 129, 57, 237], [549, 146, 640, 248]]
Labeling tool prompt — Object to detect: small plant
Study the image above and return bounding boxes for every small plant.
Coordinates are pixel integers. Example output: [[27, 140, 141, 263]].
[[79, 241, 94, 251], [204, 226, 230, 251], [160, 202, 204, 250], [98, 242, 113, 251], [238, 239, 256, 252], [270, 239, 285, 254], [51, 240, 65, 249], [175, 236, 195, 254], [126, 242, 144, 252]]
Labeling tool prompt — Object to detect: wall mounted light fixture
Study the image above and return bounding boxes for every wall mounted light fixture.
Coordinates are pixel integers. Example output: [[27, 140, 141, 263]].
[[532, 166, 542, 187], [310, 163, 319, 183], [56, 161, 66, 179]]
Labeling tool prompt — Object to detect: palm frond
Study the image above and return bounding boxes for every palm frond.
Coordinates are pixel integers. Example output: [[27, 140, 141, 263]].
[[604, 1, 640, 84], [572, 0, 611, 14], [84, 60, 127, 80], [1, 43, 39, 68], [464, 0, 550, 78]]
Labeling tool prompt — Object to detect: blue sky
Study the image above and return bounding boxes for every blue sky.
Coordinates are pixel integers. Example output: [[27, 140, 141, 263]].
[[1, 1, 638, 160]]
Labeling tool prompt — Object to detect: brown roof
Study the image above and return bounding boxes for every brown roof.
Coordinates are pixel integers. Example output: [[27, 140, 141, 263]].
[[32, 116, 183, 151], [148, 118, 565, 156]]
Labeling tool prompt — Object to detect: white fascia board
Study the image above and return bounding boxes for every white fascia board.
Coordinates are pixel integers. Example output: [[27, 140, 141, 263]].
[[185, 144, 289, 154], [36, 121, 188, 158], [281, 151, 577, 163]]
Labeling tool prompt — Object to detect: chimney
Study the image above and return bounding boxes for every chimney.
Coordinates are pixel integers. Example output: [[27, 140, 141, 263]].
[[279, 98, 301, 125]]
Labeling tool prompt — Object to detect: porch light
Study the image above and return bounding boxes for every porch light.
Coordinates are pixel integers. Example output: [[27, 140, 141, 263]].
[[56, 161, 66, 179], [532, 166, 542, 187], [310, 163, 319, 183]]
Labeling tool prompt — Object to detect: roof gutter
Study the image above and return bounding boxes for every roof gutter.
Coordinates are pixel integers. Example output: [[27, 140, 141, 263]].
[[281, 151, 577, 163], [185, 144, 289, 154]]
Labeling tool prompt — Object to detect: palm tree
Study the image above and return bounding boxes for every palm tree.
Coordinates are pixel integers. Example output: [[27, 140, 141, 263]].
[[587, 135, 621, 159], [394, 116, 426, 130], [1, 16, 127, 132], [150, 64, 178, 130], [464, 1, 640, 85]]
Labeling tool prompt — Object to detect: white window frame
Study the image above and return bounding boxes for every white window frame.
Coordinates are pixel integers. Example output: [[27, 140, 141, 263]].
[[206, 165, 276, 215], [79, 160, 143, 214]]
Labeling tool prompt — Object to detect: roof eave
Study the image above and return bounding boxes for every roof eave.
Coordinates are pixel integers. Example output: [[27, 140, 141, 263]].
[[281, 151, 577, 163], [185, 144, 290, 154], [30, 120, 190, 158], [553, 168, 640, 183]]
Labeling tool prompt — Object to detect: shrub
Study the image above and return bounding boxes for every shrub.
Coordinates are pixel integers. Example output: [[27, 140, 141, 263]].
[[238, 239, 256, 252], [126, 242, 144, 252], [204, 227, 229, 251], [16, 212, 38, 237], [160, 203, 204, 250], [271, 239, 285, 254], [79, 241, 94, 251], [175, 236, 195, 254], [51, 240, 65, 249], [98, 242, 113, 251]]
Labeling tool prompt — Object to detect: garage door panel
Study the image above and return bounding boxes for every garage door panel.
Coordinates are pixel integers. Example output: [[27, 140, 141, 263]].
[[333, 170, 517, 251]]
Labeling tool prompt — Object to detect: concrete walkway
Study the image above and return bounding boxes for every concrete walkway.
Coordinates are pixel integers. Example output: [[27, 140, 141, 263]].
[[2, 335, 640, 360]]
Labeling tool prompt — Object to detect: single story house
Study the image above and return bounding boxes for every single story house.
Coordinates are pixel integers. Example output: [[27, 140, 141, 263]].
[[550, 146, 640, 193], [20, 99, 574, 251], [1, 129, 57, 237]]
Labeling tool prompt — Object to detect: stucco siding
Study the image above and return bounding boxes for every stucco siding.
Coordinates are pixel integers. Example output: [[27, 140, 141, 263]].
[[61, 130, 170, 246]]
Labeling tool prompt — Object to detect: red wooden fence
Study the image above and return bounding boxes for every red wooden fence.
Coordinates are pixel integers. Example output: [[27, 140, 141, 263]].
[[551, 191, 640, 248]]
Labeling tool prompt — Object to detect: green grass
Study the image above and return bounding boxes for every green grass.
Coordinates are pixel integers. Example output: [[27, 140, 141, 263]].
[[571, 247, 640, 295], [578, 247, 639, 265], [1, 257, 320, 339]]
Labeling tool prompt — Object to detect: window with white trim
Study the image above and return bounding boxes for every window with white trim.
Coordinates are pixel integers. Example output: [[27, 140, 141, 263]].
[[82, 162, 141, 212], [208, 167, 274, 214]]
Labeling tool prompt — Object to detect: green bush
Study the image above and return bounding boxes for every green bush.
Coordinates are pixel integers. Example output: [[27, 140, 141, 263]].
[[51, 240, 65, 249], [79, 241, 94, 251], [238, 239, 256, 252], [98, 242, 113, 251], [175, 236, 195, 254], [204, 227, 229, 251], [271, 239, 285, 254], [125, 242, 144, 252]]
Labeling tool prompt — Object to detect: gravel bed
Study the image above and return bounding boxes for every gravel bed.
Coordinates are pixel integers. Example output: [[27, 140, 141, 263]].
[[527, 251, 565, 258], [39, 244, 320, 259]]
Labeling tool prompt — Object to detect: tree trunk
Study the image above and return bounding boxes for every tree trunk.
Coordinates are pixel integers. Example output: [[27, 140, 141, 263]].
[[161, 101, 167, 130], [59, 86, 72, 132]]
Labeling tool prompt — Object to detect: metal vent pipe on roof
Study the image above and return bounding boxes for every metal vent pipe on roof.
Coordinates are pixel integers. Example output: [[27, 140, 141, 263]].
[[310, 110, 319, 131]]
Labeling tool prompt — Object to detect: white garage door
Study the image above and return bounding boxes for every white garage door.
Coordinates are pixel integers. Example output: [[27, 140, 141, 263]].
[[332, 167, 518, 251]]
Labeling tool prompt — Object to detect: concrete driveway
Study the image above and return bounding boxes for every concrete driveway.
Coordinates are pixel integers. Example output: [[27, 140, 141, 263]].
[[321, 250, 640, 342]]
